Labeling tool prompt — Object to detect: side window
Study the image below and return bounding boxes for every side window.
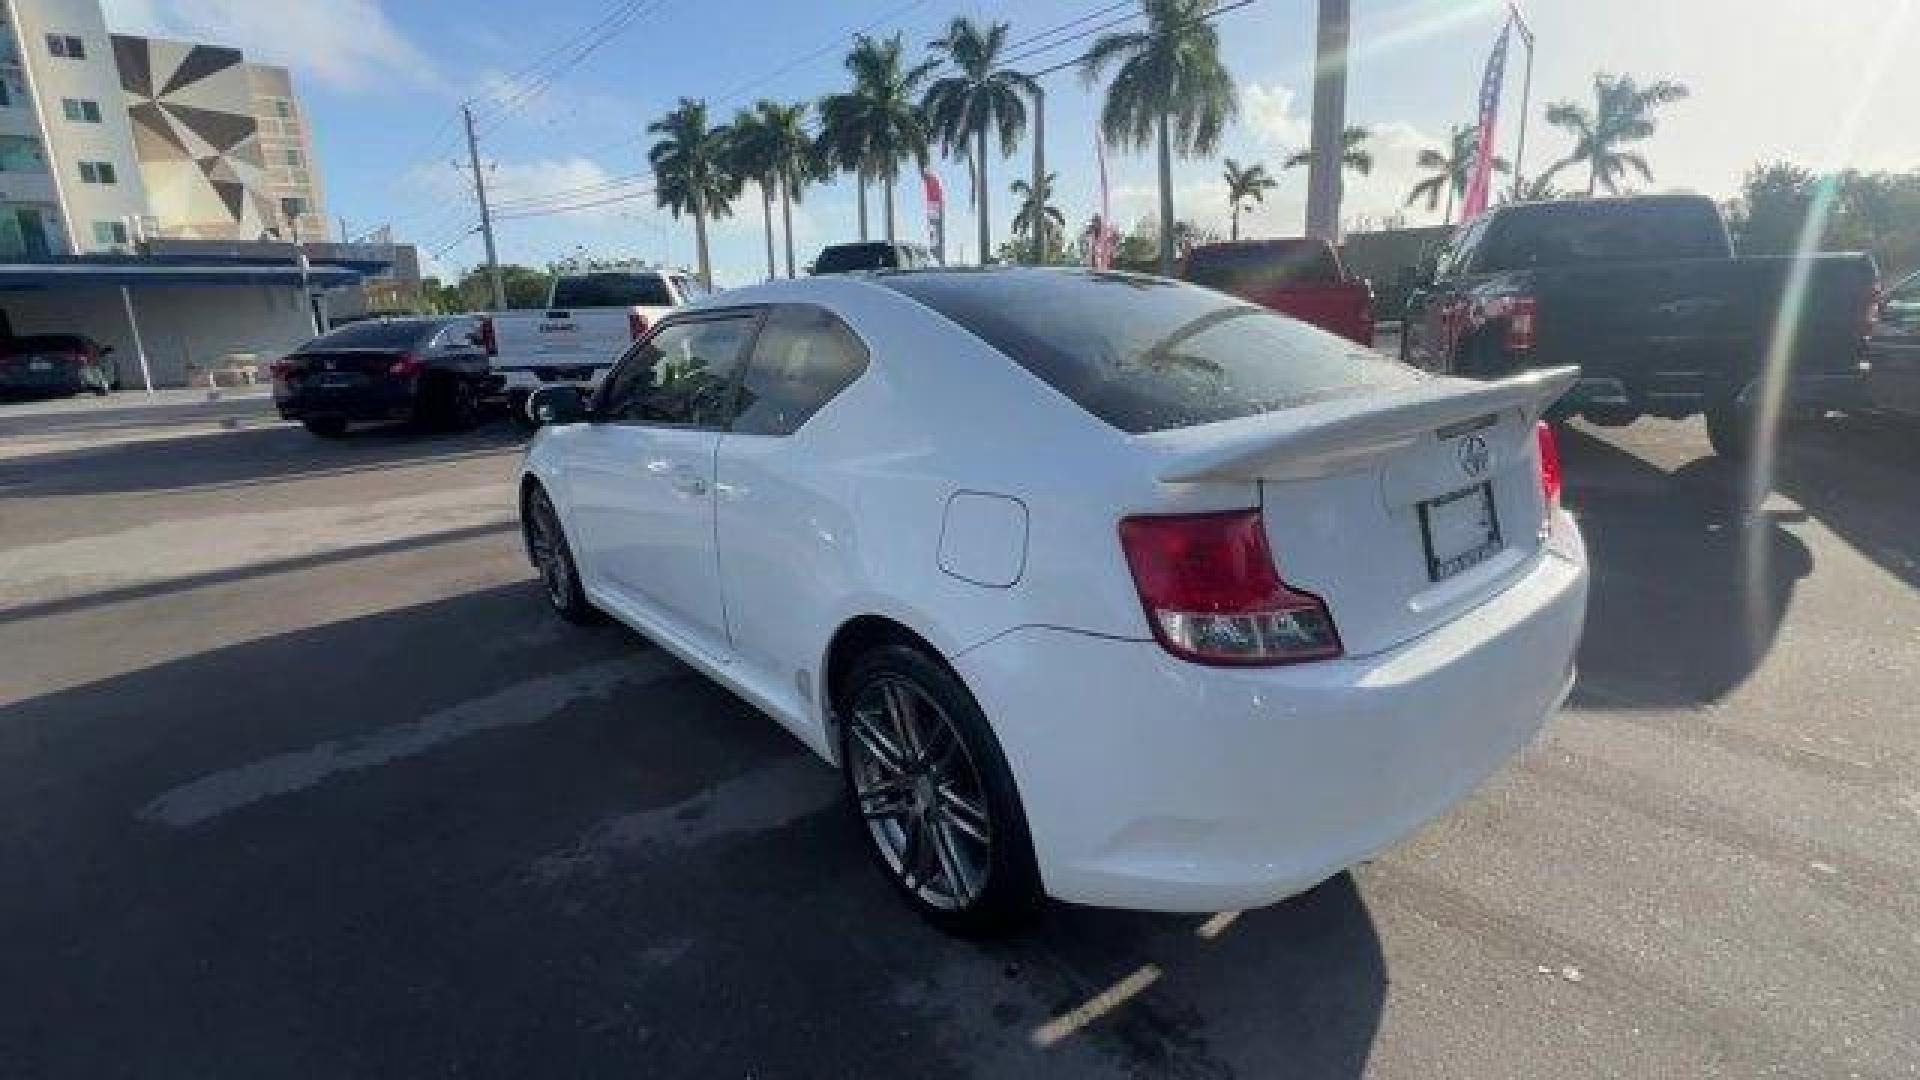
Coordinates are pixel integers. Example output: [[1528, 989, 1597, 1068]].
[[732, 305, 870, 437], [597, 314, 758, 428]]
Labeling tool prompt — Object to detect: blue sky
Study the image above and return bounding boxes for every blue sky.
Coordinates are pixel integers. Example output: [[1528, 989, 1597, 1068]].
[[103, 0, 1918, 287]]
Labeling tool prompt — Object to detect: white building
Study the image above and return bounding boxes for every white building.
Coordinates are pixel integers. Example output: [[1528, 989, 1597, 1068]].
[[1, 0, 148, 256]]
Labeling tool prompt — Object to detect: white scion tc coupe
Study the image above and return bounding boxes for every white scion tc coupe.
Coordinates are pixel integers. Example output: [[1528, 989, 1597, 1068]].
[[518, 268, 1587, 933]]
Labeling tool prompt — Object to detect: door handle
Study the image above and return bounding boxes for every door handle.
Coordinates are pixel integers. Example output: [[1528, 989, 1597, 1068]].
[[671, 475, 709, 496]]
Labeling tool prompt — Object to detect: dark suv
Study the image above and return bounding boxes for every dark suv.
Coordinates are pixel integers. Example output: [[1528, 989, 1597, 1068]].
[[811, 242, 933, 274]]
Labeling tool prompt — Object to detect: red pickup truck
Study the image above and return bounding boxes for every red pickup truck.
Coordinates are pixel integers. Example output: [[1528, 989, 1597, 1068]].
[[1180, 238, 1375, 346]]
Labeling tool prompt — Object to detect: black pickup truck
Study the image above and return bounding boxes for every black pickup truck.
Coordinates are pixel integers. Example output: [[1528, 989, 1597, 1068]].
[[1401, 196, 1879, 457]]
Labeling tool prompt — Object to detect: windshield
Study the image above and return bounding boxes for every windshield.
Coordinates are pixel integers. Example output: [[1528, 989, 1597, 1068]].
[[299, 320, 437, 350], [1477, 199, 1731, 270], [814, 243, 900, 273], [1185, 241, 1343, 291], [881, 270, 1419, 433], [550, 273, 674, 308]]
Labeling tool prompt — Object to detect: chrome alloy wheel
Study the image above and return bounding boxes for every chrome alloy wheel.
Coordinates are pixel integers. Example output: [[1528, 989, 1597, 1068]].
[[527, 496, 573, 611], [846, 675, 994, 910]]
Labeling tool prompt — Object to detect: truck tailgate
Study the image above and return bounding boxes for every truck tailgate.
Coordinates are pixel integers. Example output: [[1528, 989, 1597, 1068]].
[[1530, 254, 1875, 384]]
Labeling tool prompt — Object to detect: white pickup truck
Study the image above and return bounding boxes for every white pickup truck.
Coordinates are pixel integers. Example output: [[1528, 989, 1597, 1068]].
[[484, 269, 706, 421]]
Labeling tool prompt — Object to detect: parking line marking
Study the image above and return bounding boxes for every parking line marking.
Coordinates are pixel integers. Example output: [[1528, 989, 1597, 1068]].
[[1030, 964, 1163, 1048], [139, 654, 679, 827]]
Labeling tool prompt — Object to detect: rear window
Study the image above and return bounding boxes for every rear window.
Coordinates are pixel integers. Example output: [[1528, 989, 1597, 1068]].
[[1185, 242, 1343, 292], [301, 320, 438, 350], [2, 335, 90, 354], [1477, 199, 1731, 272], [815, 244, 900, 274], [880, 270, 1420, 434], [550, 273, 674, 308]]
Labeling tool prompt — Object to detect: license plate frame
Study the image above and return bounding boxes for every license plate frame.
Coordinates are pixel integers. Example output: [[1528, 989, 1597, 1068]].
[[1419, 483, 1504, 582]]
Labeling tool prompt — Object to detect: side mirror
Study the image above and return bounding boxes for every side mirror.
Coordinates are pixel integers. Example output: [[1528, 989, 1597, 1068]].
[[527, 384, 589, 426]]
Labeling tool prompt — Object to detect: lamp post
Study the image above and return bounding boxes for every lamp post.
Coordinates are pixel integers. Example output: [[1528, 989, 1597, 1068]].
[[285, 210, 319, 336]]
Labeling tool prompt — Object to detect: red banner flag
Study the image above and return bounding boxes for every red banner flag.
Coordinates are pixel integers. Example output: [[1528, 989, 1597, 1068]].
[[1460, 19, 1512, 221], [922, 170, 946, 265]]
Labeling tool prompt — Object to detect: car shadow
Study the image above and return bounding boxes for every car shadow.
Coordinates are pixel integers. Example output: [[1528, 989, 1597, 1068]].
[[1770, 415, 1920, 590], [0, 417, 524, 500], [0, 580, 1385, 1078], [1558, 425, 1813, 710]]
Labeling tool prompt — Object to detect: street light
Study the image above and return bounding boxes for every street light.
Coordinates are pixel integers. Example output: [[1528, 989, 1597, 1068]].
[[282, 206, 319, 336]]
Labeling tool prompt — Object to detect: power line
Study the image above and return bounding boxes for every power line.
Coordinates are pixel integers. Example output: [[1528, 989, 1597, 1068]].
[[706, 0, 935, 111], [477, 0, 672, 138], [1028, 0, 1258, 79], [495, 185, 659, 220], [1001, 0, 1134, 58], [488, 171, 654, 212]]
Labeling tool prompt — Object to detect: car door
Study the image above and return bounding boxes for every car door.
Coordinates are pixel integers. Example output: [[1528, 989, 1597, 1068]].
[[429, 318, 490, 384], [1869, 273, 1920, 415], [714, 304, 873, 732], [564, 309, 763, 660]]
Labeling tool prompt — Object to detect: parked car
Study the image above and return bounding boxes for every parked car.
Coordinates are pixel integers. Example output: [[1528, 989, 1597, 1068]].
[[1865, 269, 1920, 416], [0, 334, 117, 397], [272, 316, 499, 438], [811, 241, 934, 274], [486, 269, 702, 423], [517, 268, 1587, 932], [1181, 238, 1375, 346], [1401, 196, 1880, 458]]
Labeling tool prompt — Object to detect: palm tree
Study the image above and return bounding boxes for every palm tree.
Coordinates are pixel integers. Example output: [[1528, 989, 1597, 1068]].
[[727, 105, 779, 280], [819, 33, 933, 244], [754, 100, 812, 278], [1541, 73, 1689, 196], [921, 17, 1036, 267], [1221, 158, 1275, 241], [1405, 124, 1508, 224], [648, 97, 737, 289], [1284, 125, 1374, 176], [1082, 0, 1238, 274], [1009, 171, 1065, 261]]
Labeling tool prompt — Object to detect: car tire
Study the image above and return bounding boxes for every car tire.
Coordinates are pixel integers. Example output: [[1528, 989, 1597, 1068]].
[[303, 417, 349, 438], [509, 388, 540, 434], [524, 485, 599, 625], [444, 378, 480, 430], [838, 643, 1042, 936], [89, 380, 109, 397]]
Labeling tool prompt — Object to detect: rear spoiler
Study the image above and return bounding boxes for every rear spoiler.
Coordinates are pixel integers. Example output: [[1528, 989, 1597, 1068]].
[[1155, 366, 1579, 483]]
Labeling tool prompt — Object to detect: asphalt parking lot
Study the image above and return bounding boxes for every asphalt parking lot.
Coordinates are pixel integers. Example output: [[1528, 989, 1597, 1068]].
[[3, 388, 1917, 1079]]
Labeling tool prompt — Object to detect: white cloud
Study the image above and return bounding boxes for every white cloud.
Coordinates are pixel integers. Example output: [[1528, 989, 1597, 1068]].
[[1242, 82, 1309, 152], [100, 0, 439, 92]]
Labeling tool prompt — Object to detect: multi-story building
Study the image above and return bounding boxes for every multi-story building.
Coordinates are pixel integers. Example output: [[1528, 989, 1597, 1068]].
[[246, 62, 326, 242], [0, 0, 149, 257], [0, 0, 326, 258], [109, 34, 327, 243]]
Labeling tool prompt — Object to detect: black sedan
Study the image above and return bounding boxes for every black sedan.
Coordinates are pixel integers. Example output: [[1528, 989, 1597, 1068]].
[[0, 335, 118, 397], [273, 317, 500, 438]]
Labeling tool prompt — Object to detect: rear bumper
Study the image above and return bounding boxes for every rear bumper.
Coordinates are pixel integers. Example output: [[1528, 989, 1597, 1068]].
[[954, 519, 1588, 912], [275, 384, 416, 423], [496, 364, 612, 392], [1553, 368, 1869, 419], [0, 370, 89, 395]]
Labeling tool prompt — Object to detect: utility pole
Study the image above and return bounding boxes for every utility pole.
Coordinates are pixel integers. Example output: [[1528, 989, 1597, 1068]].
[[1304, 0, 1351, 242], [1030, 85, 1046, 264], [463, 102, 506, 311], [1508, 5, 1537, 200], [287, 213, 318, 336]]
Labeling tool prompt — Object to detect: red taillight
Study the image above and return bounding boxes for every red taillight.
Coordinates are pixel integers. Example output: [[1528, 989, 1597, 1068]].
[[388, 353, 424, 376], [1536, 421, 1563, 512], [269, 358, 298, 380], [1117, 509, 1342, 666], [628, 309, 651, 340], [479, 316, 497, 356], [1861, 283, 1881, 343]]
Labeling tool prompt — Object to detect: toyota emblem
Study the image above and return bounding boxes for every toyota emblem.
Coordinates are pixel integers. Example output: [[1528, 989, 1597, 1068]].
[[1457, 433, 1491, 479]]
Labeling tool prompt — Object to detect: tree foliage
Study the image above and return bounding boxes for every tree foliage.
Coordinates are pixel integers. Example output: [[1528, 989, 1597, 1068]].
[[1727, 162, 1920, 275]]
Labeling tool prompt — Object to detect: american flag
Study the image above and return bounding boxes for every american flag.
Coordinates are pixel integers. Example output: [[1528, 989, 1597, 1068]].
[[1460, 19, 1512, 220], [922, 170, 946, 265]]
